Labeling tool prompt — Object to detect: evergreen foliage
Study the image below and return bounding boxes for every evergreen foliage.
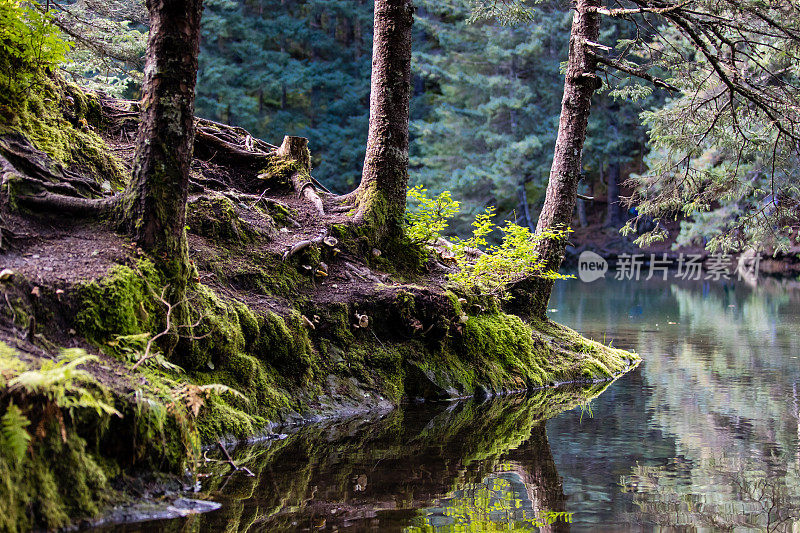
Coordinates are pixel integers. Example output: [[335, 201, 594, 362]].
[[197, 0, 373, 193]]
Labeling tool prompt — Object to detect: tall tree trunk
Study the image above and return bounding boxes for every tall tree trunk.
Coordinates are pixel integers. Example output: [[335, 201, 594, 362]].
[[351, 0, 414, 244], [509, 0, 601, 318], [605, 159, 622, 227], [122, 0, 204, 287], [506, 424, 569, 533]]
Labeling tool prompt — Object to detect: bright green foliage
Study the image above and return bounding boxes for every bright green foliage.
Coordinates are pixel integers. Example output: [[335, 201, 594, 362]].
[[614, 2, 800, 253], [450, 215, 570, 296], [8, 349, 121, 418], [405, 187, 569, 296], [0, 404, 31, 464], [0, 0, 69, 96], [405, 185, 460, 245]]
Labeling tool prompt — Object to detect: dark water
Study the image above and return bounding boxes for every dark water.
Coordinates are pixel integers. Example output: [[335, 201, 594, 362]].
[[104, 277, 800, 532]]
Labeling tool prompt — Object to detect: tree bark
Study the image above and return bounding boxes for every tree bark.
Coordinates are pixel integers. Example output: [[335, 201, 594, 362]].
[[351, 0, 414, 244], [121, 0, 204, 285], [510, 0, 601, 318]]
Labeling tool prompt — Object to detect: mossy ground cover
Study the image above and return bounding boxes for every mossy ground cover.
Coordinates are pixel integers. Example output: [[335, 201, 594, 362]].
[[0, 78, 639, 531]]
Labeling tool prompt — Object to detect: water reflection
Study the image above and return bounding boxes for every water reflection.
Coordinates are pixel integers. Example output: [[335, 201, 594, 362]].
[[110, 387, 605, 532], [100, 276, 800, 532], [548, 276, 800, 531]]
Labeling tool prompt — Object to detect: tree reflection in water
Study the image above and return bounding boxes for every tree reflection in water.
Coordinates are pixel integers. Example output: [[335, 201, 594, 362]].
[[547, 276, 800, 532], [152, 386, 602, 532]]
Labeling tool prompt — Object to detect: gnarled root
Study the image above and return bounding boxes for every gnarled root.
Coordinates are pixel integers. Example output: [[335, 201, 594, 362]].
[[291, 171, 324, 216], [16, 191, 119, 216], [276, 136, 326, 216]]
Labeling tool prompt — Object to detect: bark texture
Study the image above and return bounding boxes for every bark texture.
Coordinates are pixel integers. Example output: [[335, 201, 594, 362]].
[[122, 0, 204, 283], [510, 0, 601, 318], [353, 0, 414, 243]]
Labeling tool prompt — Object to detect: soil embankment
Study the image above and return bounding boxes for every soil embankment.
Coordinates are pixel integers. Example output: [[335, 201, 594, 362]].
[[0, 78, 638, 531]]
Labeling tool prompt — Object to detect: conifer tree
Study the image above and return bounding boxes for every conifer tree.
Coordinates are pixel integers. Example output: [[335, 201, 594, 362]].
[[347, 0, 415, 244], [122, 0, 204, 291]]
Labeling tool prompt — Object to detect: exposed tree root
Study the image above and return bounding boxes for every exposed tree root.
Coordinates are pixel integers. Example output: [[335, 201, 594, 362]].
[[15, 191, 118, 216], [0, 135, 105, 197], [275, 135, 326, 216], [291, 171, 325, 216], [283, 229, 328, 261]]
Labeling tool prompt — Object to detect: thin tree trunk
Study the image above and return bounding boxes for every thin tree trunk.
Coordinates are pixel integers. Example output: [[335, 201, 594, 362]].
[[122, 0, 204, 286], [351, 0, 414, 244], [510, 0, 601, 318], [605, 159, 621, 226], [576, 184, 589, 228], [518, 181, 536, 232]]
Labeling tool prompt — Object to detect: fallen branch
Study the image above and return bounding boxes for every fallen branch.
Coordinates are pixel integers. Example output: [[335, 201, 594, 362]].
[[217, 441, 255, 477], [130, 280, 207, 371], [194, 128, 273, 166]]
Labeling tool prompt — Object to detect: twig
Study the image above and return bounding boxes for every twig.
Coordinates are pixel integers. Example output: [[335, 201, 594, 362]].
[[3, 292, 16, 324], [217, 441, 255, 477]]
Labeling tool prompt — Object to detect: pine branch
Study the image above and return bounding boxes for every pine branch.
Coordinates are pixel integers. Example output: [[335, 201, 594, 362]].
[[587, 50, 680, 92]]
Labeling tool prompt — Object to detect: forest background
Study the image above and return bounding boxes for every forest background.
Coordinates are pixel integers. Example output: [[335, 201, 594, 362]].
[[59, 0, 769, 252]]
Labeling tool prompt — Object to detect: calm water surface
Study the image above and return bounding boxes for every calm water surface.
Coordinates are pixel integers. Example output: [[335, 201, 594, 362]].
[[108, 277, 800, 532]]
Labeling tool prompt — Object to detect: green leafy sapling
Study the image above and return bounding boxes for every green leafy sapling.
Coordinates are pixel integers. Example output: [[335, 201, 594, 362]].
[[0, 0, 70, 97], [405, 187, 570, 297], [405, 185, 460, 245]]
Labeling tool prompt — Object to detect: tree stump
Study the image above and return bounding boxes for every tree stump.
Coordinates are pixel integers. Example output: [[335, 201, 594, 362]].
[[277, 136, 311, 172], [278, 136, 324, 216]]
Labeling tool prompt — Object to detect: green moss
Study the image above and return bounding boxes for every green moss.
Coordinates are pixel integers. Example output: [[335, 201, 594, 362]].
[[0, 76, 126, 191], [187, 194, 274, 243], [0, 421, 115, 532], [202, 249, 306, 298], [258, 158, 303, 187], [252, 311, 316, 379], [74, 259, 163, 346], [329, 222, 427, 277], [196, 396, 256, 442]]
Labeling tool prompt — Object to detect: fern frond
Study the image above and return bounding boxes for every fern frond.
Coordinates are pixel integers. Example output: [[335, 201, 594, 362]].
[[1, 403, 31, 463]]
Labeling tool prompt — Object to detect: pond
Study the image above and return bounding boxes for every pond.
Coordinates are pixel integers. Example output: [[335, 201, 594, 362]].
[[101, 276, 800, 532]]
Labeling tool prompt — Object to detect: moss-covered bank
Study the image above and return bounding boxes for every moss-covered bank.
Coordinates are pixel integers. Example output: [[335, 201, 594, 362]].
[[0, 76, 639, 531]]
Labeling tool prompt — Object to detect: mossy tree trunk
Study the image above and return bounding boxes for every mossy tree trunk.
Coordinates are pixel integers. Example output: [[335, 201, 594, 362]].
[[511, 0, 601, 318], [350, 0, 414, 245], [122, 0, 204, 289]]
